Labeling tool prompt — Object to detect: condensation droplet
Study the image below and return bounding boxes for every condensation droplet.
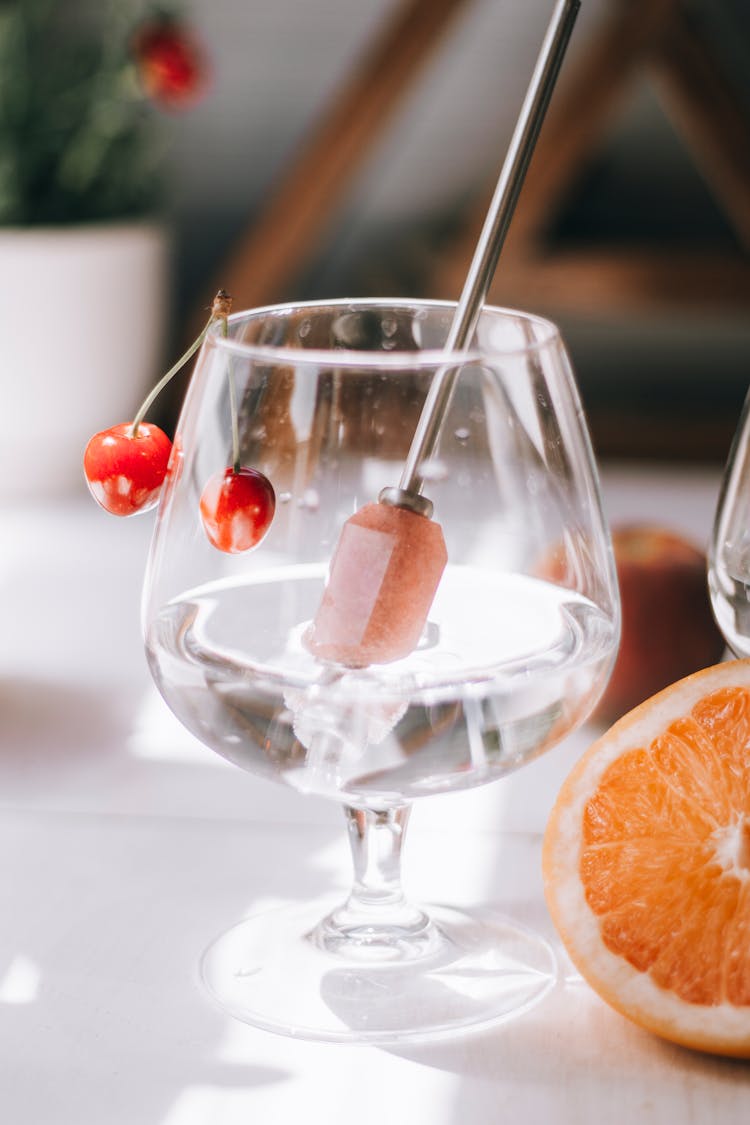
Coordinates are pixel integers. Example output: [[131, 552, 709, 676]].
[[251, 425, 267, 440], [453, 426, 470, 444], [419, 457, 448, 483], [298, 488, 320, 511]]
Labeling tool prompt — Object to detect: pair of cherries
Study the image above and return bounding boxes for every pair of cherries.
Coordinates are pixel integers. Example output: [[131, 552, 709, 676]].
[[83, 292, 275, 554]]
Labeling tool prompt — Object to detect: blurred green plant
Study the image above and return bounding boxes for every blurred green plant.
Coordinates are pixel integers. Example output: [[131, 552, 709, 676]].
[[0, 0, 207, 226]]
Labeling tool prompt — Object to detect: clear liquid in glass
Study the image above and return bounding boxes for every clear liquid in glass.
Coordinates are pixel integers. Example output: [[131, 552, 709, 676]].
[[146, 566, 615, 805]]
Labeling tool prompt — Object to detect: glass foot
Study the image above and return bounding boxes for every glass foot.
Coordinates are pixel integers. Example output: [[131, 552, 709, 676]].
[[200, 899, 557, 1044]]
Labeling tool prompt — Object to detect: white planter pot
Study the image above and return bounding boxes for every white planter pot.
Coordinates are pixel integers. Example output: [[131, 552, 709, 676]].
[[0, 221, 169, 500]]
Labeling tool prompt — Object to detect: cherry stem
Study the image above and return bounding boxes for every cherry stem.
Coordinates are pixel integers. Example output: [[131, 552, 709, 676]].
[[129, 290, 233, 438], [223, 318, 241, 474]]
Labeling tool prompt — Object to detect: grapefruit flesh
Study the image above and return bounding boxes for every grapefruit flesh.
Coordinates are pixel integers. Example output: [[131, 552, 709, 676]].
[[544, 660, 750, 1056]]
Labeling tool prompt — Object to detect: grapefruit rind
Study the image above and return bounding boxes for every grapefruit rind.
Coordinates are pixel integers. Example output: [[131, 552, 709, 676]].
[[543, 659, 750, 1057]]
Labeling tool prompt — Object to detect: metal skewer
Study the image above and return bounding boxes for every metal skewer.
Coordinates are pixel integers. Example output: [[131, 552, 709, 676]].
[[380, 0, 581, 516]]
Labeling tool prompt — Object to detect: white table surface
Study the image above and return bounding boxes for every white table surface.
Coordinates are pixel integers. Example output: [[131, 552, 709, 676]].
[[2, 462, 748, 1124]]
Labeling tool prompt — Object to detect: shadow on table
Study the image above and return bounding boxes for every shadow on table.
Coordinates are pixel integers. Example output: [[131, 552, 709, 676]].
[[0, 785, 341, 1120], [390, 949, 750, 1116], [0, 671, 346, 832], [371, 872, 750, 1116], [0, 675, 140, 759]]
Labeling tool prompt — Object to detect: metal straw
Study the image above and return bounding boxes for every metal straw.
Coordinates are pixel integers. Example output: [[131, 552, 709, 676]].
[[380, 0, 581, 515]]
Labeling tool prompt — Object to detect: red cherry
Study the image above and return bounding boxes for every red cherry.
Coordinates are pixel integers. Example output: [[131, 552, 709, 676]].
[[200, 467, 275, 553], [84, 422, 172, 516]]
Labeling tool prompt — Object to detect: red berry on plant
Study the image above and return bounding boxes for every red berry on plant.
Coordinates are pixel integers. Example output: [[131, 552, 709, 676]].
[[132, 19, 208, 109], [200, 468, 276, 554], [84, 422, 172, 516]]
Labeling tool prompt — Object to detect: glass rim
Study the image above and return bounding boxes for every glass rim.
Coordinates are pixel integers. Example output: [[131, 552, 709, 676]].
[[206, 297, 562, 368]]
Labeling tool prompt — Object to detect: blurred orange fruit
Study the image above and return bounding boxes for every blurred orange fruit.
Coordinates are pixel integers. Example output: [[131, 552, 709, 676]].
[[543, 659, 750, 1056]]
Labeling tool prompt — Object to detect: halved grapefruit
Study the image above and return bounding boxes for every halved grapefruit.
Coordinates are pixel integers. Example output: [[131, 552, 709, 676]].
[[543, 659, 750, 1056]]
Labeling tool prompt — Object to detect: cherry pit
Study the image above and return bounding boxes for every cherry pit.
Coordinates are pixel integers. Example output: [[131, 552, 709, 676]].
[[83, 290, 276, 553]]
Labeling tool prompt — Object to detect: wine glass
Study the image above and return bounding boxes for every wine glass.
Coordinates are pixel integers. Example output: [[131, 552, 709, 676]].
[[142, 298, 620, 1044], [709, 391, 750, 655]]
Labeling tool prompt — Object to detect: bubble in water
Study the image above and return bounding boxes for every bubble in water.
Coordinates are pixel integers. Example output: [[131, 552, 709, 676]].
[[298, 488, 320, 511], [419, 457, 448, 483], [250, 424, 267, 440], [278, 491, 292, 504], [298, 318, 311, 339], [453, 426, 470, 444], [382, 317, 397, 338]]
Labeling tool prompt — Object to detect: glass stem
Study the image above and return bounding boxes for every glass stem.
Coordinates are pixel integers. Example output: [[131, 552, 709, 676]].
[[314, 805, 438, 961], [344, 805, 411, 912]]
